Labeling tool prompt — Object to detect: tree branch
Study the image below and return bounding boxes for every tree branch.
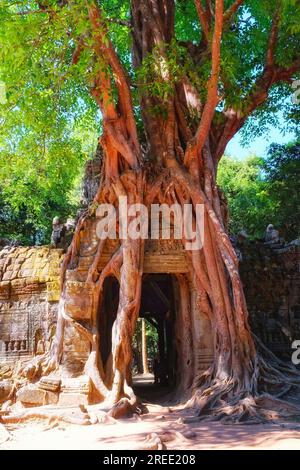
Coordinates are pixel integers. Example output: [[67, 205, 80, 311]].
[[205, 0, 213, 24], [72, 37, 86, 65], [266, 9, 280, 68], [194, 0, 211, 43], [87, 2, 140, 169], [89, 4, 139, 145], [187, 0, 224, 164], [212, 7, 298, 161], [223, 0, 244, 24], [213, 59, 300, 161]]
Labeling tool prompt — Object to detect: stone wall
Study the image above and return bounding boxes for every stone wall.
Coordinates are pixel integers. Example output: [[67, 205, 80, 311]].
[[0, 246, 63, 361], [239, 241, 300, 359], [0, 240, 299, 366]]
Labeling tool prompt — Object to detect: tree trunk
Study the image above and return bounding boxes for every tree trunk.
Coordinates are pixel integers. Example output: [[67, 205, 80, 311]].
[[141, 319, 149, 375], [134, 320, 143, 375]]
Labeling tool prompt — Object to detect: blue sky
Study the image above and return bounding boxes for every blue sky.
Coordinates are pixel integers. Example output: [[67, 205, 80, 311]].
[[226, 126, 296, 159]]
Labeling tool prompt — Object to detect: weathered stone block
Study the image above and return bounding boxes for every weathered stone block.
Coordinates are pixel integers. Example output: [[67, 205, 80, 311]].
[[60, 376, 90, 394], [58, 392, 89, 407], [10, 279, 26, 289], [38, 376, 61, 392], [2, 271, 13, 281], [0, 281, 10, 300], [18, 269, 34, 278], [17, 385, 47, 405], [46, 281, 61, 302], [25, 277, 40, 285], [16, 384, 59, 406], [45, 390, 59, 405]]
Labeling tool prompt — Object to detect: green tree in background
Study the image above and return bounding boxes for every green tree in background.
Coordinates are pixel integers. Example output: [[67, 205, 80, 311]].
[[264, 141, 300, 239], [0, 112, 99, 244], [218, 154, 272, 238], [218, 141, 300, 240], [0, 1, 101, 244], [132, 318, 158, 375]]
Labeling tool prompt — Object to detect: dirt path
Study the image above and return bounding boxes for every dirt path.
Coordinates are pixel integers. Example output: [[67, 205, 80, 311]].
[[1, 403, 300, 450]]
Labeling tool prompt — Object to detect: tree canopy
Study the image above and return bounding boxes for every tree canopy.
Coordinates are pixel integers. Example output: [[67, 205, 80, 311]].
[[0, 0, 299, 243], [0, 1, 299, 154]]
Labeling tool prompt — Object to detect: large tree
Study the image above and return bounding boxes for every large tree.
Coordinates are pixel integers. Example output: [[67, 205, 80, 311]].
[[1, 0, 300, 420]]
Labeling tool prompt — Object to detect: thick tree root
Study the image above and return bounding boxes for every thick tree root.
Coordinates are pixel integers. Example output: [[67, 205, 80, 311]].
[[7, 164, 297, 427], [107, 383, 147, 419], [0, 397, 147, 437], [108, 398, 137, 419], [184, 376, 300, 424], [136, 432, 166, 450], [19, 350, 60, 383], [180, 323, 300, 424], [135, 429, 195, 450]]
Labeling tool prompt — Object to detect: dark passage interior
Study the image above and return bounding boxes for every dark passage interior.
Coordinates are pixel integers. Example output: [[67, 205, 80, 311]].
[[97, 276, 119, 372], [132, 274, 178, 400], [97, 274, 178, 400]]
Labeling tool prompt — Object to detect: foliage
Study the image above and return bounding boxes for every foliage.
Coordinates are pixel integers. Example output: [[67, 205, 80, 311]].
[[0, 132, 96, 244], [0, 1, 299, 138], [263, 141, 300, 239], [218, 141, 300, 240], [218, 154, 273, 238], [132, 318, 158, 373], [0, 192, 37, 244], [0, 0, 100, 244]]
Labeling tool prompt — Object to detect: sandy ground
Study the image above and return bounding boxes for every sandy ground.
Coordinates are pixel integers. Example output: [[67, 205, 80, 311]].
[[1, 375, 300, 450], [1, 409, 300, 450]]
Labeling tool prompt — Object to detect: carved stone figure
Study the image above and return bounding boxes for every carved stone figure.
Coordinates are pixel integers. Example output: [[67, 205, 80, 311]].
[[50, 216, 66, 248], [265, 224, 280, 244]]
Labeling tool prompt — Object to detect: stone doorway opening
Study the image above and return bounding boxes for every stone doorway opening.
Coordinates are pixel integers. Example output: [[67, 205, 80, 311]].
[[97, 276, 119, 384], [132, 274, 178, 401], [97, 273, 186, 402]]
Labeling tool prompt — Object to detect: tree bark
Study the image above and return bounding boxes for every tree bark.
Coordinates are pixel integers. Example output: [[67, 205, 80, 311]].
[[141, 319, 149, 375]]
